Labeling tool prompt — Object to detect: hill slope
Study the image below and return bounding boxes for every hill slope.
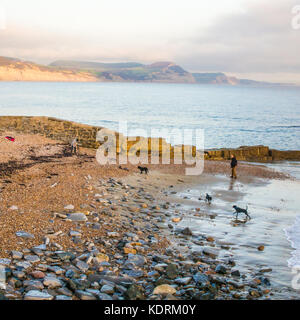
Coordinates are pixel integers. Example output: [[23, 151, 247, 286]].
[[50, 60, 196, 83], [0, 57, 98, 82]]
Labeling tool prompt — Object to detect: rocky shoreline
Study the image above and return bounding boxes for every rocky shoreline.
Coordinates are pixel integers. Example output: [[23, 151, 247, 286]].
[[0, 174, 273, 301]]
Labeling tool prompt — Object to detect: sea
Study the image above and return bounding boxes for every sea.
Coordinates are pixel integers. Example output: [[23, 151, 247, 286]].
[[0, 81, 299, 150]]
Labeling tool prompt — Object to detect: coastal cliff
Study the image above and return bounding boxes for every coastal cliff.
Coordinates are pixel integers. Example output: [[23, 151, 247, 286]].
[[0, 57, 98, 82]]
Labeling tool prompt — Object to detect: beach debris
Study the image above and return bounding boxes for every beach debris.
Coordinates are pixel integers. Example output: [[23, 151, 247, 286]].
[[5, 136, 15, 142], [258, 245, 265, 251]]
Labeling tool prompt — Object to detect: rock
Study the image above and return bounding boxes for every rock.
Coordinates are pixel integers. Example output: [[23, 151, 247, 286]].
[[24, 255, 40, 263], [64, 204, 75, 210], [125, 284, 144, 300], [75, 290, 97, 300], [259, 268, 272, 273], [16, 231, 35, 239], [193, 272, 209, 286], [0, 258, 11, 266], [47, 266, 65, 275], [15, 261, 31, 270], [202, 247, 219, 258], [69, 230, 81, 237], [94, 253, 109, 264], [97, 293, 114, 300], [125, 254, 146, 267], [43, 276, 62, 288], [11, 251, 23, 260], [30, 271, 45, 279], [172, 217, 181, 223], [181, 227, 193, 236], [174, 277, 192, 285], [24, 290, 53, 300], [101, 285, 114, 294], [56, 295, 72, 300], [76, 260, 89, 272], [153, 284, 176, 296], [215, 264, 227, 274], [231, 269, 241, 277], [124, 248, 137, 255], [249, 289, 261, 298], [67, 213, 88, 222], [166, 264, 179, 280], [24, 279, 44, 289]]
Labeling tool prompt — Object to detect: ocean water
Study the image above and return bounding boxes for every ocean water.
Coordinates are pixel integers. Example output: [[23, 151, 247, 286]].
[[0, 82, 300, 150]]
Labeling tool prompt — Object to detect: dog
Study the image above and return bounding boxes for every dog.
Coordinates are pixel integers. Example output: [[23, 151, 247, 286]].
[[138, 166, 149, 174], [233, 205, 251, 220], [205, 193, 212, 204]]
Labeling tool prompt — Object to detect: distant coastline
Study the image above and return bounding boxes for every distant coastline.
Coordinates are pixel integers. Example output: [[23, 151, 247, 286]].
[[0, 56, 291, 86]]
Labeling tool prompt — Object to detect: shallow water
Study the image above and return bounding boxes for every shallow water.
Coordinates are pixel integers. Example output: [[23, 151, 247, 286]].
[[0, 82, 300, 150], [172, 167, 300, 298]]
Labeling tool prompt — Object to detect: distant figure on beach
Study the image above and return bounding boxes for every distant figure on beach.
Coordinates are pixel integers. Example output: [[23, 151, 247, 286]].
[[71, 137, 78, 155], [230, 154, 237, 179]]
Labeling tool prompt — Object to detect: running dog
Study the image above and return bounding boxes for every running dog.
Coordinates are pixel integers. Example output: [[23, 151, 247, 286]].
[[233, 205, 251, 219], [138, 166, 149, 174], [205, 193, 212, 205]]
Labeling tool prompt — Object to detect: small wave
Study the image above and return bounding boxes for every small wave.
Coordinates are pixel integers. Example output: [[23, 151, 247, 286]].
[[272, 125, 300, 129], [284, 215, 300, 268]]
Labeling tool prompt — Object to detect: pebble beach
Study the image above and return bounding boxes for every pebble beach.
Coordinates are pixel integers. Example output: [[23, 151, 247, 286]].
[[0, 131, 297, 300]]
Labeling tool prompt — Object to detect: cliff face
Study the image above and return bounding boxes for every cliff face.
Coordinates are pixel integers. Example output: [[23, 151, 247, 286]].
[[0, 57, 98, 82]]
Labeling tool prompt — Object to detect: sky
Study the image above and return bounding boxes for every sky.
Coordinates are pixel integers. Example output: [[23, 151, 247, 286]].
[[0, 0, 300, 83]]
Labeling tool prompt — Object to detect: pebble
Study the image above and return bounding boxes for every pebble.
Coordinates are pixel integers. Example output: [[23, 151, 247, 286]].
[[153, 284, 176, 296], [43, 276, 63, 288], [67, 213, 88, 222], [24, 290, 53, 300], [16, 231, 35, 239]]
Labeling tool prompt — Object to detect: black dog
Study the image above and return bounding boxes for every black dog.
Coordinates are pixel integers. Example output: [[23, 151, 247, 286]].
[[138, 166, 149, 174], [233, 205, 251, 220], [205, 193, 212, 204]]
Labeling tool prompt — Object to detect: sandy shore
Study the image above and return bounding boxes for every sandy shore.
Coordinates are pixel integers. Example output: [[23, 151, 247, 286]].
[[0, 132, 295, 300]]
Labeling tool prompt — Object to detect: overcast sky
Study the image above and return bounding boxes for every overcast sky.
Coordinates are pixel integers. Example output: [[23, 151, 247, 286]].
[[0, 0, 300, 83]]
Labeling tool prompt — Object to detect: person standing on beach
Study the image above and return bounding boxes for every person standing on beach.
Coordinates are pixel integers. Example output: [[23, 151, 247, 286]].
[[230, 154, 237, 179], [71, 137, 78, 155]]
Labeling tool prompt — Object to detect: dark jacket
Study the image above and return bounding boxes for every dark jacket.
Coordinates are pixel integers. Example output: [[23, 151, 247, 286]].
[[231, 157, 237, 168]]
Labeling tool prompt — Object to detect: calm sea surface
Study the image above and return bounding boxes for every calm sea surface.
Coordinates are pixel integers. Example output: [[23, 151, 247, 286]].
[[0, 82, 299, 150]]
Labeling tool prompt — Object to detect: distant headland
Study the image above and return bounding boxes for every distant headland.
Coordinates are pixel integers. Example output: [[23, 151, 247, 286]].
[[0, 56, 289, 86]]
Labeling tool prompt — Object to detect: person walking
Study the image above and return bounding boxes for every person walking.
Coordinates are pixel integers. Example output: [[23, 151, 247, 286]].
[[230, 154, 237, 179], [71, 137, 78, 155]]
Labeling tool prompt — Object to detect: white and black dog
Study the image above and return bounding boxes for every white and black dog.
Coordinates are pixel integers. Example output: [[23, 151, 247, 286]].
[[233, 205, 251, 220]]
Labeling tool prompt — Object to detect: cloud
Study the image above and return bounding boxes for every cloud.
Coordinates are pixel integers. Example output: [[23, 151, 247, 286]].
[[0, 0, 300, 83], [174, 0, 300, 78]]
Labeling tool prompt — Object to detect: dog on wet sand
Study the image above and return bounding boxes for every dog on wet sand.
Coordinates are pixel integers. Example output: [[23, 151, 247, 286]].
[[233, 205, 251, 220], [138, 166, 149, 174], [205, 193, 212, 204]]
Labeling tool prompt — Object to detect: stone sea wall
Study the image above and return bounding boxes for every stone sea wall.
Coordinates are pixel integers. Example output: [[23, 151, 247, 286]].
[[0, 116, 299, 161]]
